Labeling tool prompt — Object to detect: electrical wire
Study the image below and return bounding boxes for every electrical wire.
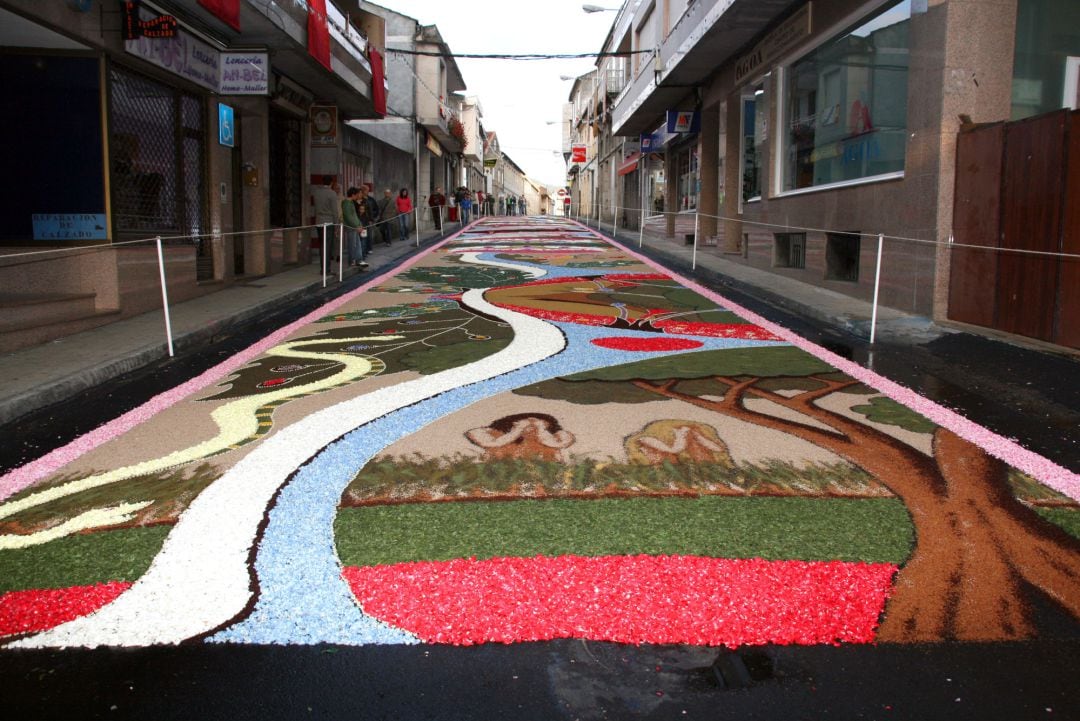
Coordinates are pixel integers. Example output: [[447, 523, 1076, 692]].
[[386, 49, 649, 60]]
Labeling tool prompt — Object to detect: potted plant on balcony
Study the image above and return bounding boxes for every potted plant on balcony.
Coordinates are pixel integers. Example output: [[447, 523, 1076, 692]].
[[448, 115, 468, 151]]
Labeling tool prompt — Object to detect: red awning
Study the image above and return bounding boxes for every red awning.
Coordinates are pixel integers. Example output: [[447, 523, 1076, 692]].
[[617, 152, 641, 176]]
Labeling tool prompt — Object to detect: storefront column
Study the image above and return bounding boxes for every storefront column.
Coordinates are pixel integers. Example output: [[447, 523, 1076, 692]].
[[722, 98, 743, 253], [699, 108, 720, 241], [664, 150, 677, 238]]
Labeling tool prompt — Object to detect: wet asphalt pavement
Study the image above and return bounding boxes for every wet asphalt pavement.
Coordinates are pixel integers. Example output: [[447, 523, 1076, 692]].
[[1, 238, 1078, 719]]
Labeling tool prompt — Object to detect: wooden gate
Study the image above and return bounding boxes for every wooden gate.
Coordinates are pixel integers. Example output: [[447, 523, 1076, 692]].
[[949, 109, 1080, 349]]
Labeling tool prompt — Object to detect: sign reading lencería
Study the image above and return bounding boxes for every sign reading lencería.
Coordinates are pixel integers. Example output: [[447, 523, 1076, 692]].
[[125, 5, 268, 95], [219, 53, 269, 95]]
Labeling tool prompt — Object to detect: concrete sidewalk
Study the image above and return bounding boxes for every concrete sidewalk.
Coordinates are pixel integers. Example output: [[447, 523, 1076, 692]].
[[0, 216, 1059, 427], [604, 224, 947, 344], [0, 230, 444, 426]]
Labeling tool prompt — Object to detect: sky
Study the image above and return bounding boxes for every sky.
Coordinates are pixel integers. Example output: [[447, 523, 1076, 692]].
[[372, 0, 620, 188]]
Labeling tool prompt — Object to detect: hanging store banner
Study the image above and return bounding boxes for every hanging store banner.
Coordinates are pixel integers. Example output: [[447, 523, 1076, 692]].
[[666, 110, 701, 133], [310, 105, 338, 147], [426, 133, 443, 156], [219, 52, 268, 95], [571, 144, 587, 163], [617, 152, 641, 176]]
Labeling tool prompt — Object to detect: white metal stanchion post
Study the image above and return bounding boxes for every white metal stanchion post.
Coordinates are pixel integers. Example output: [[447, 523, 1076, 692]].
[[338, 224, 344, 283], [614, 205, 619, 237], [154, 236, 175, 357], [639, 208, 645, 248], [321, 223, 328, 287], [870, 233, 884, 345], [692, 212, 700, 270], [415, 207, 420, 247]]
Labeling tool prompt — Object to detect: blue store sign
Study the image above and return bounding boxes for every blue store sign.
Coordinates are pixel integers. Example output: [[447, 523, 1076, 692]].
[[218, 103, 235, 147]]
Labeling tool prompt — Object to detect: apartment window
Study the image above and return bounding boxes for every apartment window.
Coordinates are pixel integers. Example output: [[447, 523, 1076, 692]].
[[826, 232, 861, 282], [741, 86, 764, 202], [782, 0, 911, 192], [1012, 0, 1080, 118], [774, 232, 806, 269]]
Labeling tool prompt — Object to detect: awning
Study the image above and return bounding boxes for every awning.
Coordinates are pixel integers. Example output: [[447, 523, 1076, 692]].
[[617, 152, 641, 176]]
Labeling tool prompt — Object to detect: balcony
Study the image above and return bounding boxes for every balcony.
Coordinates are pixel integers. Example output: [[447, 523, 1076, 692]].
[[171, 0, 379, 118], [611, 0, 798, 135]]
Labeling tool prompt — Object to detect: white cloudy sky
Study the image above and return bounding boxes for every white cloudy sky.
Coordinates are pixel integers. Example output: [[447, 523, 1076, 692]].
[[372, 0, 619, 186]]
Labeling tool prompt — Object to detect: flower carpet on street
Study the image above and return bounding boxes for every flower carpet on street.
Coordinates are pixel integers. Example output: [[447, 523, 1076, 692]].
[[0, 217, 1078, 649]]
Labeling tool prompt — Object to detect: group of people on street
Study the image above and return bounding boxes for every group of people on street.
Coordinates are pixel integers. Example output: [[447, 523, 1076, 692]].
[[425, 186, 529, 230], [316, 175, 534, 271], [312, 176, 414, 270]]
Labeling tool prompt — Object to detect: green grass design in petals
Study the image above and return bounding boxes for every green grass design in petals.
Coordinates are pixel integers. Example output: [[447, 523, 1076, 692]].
[[334, 496, 914, 567], [1033, 507, 1080, 540], [0, 525, 171, 594]]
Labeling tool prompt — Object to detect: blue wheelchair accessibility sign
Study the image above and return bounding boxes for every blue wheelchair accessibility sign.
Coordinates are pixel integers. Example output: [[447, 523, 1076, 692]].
[[218, 103, 235, 147]]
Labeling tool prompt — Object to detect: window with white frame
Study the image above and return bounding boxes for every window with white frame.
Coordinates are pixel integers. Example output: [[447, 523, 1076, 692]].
[[781, 0, 911, 192]]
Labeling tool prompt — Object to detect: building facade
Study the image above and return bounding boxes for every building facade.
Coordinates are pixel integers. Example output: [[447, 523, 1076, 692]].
[[597, 0, 1080, 349], [0, 0, 382, 352]]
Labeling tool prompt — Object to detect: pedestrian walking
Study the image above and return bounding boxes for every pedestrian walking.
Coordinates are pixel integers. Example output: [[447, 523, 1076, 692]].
[[396, 188, 413, 241], [520, 196, 528, 216], [507, 195, 516, 216], [429, 185, 447, 231], [377, 188, 396, 245], [341, 186, 368, 268]]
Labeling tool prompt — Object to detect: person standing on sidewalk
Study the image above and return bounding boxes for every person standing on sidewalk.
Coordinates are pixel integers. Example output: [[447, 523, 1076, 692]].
[[377, 188, 396, 246], [428, 186, 446, 232], [341, 187, 368, 268], [396, 188, 413, 241], [359, 185, 379, 256], [458, 187, 472, 224], [311, 175, 339, 265]]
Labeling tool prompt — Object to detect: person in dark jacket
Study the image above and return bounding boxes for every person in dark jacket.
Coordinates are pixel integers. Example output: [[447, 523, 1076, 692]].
[[428, 186, 447, 231]]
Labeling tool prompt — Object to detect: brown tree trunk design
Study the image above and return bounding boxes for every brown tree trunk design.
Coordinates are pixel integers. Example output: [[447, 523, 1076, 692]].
[[631, 375, 1080, 642]]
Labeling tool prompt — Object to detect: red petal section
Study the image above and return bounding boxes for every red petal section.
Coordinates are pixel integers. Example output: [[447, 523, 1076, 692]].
[[651, 319, 783, 341], [0, 582, 131, 637], [591, 337, 704, 352], [343, 555, 897, 647]]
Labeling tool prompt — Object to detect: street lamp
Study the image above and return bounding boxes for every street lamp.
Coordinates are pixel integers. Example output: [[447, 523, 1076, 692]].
[[582, 4, 618, 12]]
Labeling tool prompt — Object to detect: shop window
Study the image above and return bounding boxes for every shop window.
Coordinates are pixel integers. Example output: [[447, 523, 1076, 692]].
[[774, 232, 806, 269], [677, 144, 699, 210], [110, 66, 205, 236], [826, 232, 861, 282], [741, 87, 764, 203], [268, 111, 303, 228], [781, 0, 911, 192]]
